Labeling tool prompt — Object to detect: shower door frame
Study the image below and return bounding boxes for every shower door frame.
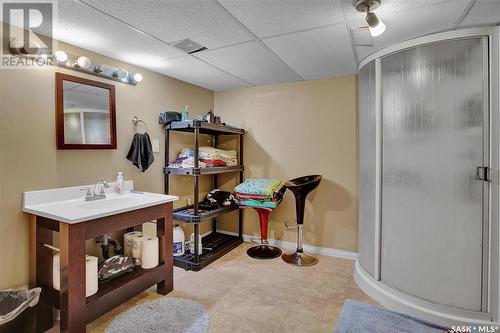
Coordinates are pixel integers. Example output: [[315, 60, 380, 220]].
[[357, 27, 499, 322]]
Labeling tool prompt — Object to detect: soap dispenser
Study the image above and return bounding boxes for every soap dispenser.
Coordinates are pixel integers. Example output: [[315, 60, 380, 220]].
[[116, 172, 124, 194]]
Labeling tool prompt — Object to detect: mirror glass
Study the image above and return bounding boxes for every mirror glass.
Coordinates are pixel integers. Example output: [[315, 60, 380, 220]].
[[63, 81, 110, 144], [56, 73, 116, 149]]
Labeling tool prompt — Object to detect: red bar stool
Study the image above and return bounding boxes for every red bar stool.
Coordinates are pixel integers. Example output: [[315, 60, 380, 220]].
[[241, 206, 282, 259]]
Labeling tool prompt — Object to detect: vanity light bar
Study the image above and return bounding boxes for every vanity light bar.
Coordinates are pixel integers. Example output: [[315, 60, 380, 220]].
[[52, 51, 143, 85], [9, 42, 142, 86]]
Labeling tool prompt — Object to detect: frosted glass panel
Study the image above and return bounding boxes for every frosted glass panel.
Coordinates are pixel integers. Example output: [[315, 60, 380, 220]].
[[358, 61, 376, 276], [380, 38, 485, 311]]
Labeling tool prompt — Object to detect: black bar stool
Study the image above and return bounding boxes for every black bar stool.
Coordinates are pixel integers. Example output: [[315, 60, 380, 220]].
[[282, 175, 322, 266]]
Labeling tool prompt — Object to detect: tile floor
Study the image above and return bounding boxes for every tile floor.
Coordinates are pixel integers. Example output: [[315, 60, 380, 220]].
[[49, 243, 377, 332]]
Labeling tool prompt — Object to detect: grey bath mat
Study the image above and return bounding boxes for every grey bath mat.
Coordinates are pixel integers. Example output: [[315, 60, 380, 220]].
[[104, 297, 209, 333], [335, 299, 447, 333]]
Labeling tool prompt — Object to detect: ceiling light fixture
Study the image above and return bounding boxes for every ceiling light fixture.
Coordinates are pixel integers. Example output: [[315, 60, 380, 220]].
[[355, 0, 386, 37]]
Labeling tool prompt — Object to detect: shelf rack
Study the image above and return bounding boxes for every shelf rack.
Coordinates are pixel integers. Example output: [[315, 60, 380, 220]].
[[164, 120, 244, 271]]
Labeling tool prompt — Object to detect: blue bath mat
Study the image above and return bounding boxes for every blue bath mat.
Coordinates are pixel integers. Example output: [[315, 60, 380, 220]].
[[335, 299, 447, 333]]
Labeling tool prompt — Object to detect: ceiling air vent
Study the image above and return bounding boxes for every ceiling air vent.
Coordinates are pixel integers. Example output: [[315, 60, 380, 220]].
[[351, 28, 373, 46], [171, 39, 207, 54]]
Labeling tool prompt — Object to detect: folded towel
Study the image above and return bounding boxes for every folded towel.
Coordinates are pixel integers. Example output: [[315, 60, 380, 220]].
[[235, 186, 286, 202], [126, 133, 154, 172], [238, 199, 281, 209], [234, 179, 282, 196]]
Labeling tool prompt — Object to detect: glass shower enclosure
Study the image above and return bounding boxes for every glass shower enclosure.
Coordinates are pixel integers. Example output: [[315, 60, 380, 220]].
[[356, 28, 495, 325]]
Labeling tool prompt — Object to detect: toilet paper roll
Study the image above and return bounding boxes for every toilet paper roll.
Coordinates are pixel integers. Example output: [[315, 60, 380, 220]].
[[131, 234, 144, 265], [141, 236, 159, 269], [53, 254, 98, 297], [124, 231, 143, 257]]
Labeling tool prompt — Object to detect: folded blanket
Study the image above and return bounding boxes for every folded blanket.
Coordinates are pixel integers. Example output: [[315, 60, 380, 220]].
[[239, 199, 280, 209], [234, 179, 282, 196], [200, 159, 226, 167], [176, 146, 238, 167], [235, 186, 286, 202], [238, 189, 285, 208], [168, 157, 206, 169]]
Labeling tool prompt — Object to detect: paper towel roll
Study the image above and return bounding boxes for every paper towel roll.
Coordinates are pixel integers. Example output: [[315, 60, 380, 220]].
[[53, 254, 98, 297], [131, 234, 144, 265], [141, 236, 159, 269], [85, 255, 98, 297], [124, 231, 143, 257]]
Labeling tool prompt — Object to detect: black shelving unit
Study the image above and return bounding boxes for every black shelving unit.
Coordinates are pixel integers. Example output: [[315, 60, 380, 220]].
[[164, 120, 244, 271]]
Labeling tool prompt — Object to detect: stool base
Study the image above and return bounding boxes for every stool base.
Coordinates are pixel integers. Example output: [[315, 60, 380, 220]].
[[247, 245, 282, 259], [282, 251, 318, 266]]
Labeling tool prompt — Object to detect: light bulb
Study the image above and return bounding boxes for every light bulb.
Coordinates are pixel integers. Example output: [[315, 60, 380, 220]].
[[76, 56, 91, 68], [366, 12, 386, 37], [113, 69, 128, 80], [54, 51, 68, 62], [95, 64, 111, 74], [369, 19, 386, 37], [132, 73, 143, 82]]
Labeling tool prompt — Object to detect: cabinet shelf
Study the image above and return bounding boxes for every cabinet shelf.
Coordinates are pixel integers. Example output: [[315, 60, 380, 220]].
[[164, 165, 244, 176]]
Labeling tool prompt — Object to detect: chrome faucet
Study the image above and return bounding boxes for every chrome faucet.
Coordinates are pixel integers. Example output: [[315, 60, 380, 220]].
[[81, 180, 111, 201]]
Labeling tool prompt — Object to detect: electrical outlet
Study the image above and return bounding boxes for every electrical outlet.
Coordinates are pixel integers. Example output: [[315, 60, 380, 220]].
[[152, 139, 160, 153]]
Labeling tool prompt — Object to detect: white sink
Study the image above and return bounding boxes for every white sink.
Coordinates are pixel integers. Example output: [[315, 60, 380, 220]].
[[23, 181, 178, 224], [78, 196, 140, 210]]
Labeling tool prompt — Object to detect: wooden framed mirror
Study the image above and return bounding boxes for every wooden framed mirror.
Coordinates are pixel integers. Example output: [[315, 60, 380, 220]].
[[56, 73, 117, 149]]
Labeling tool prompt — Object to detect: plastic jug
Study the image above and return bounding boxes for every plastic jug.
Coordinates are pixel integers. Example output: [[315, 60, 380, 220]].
[[173, 224, 185, 256]]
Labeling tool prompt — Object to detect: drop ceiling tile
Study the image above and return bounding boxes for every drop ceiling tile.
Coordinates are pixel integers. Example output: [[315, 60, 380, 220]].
[[342, 0, 469, 64], [157, 56, 251, 91], [374, 0, 464, 15], [263, 25, 356, 80], [55, 1, 185, 71], [461, 0, 500, 26], [80, 0, 253, 49], [196, 41, 301, 86], [218, 0, 345, 38]]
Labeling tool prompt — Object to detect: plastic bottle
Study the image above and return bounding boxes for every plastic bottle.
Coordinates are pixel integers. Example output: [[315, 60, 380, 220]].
[[116, 171, 124, 194], [190, 232, 202, 255], [173, 225, 185, 256]]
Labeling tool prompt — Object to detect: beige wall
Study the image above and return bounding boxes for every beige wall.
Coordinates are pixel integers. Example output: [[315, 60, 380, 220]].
[[0, 31, 214, 289], [0, 21, 359, 288], [214, 76, 359, 253]]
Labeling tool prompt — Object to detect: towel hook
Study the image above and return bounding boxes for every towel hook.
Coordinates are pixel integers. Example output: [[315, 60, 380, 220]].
[[132, 116, 148, 134]]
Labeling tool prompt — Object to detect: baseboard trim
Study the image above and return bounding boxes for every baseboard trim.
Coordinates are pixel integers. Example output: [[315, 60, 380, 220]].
[[214, 229, 358, 261]]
